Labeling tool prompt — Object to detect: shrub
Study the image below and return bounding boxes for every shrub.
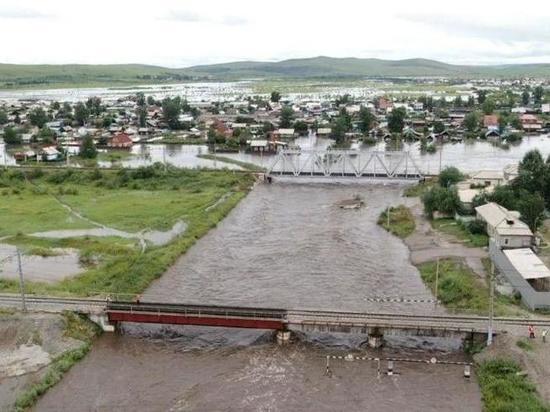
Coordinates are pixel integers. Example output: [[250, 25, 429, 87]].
[[439, 166, 464, 188]]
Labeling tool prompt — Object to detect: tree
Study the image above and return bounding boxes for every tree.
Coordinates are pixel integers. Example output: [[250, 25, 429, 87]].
[[534, 86, 544, 105], [147, 96, 156, 106], [463, 112, 479, 133], [38, 127, 55, 144], [0, 110, 7, 125], [86, 97, 103, 116], [518, 192, 545, 232], [358, 106, 375, 134], [482, 99, 495, 115], [498, 115, 507, 134], [439, 166, 463, 188], [29, 107, 49, 128], [74, 102, 89, 126], [330, 116, 349, 144], [162, 97, 182, 129], [388, 107, 407, 134], [433, 120, 445, 134], [293, 120, 308, 135], [279, 106, 294, 128], [453, 96, 463, 108], [270, 91, 281, 103], [3, 126, 20, 144], [477, 90, 488, 104], [50, 101, 61, 111], [136, 92, 146, 107], [522, 90, 530, 106], [138, 107, 147, 128], [80, 135, 98, 159], [422, 186, 461, 218]]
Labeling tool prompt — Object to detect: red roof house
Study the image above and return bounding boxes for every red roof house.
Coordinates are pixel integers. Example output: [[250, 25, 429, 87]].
[[108, 132, 133, 148]]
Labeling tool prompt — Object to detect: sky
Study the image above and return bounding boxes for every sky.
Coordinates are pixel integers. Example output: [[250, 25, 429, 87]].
[[1, 0, 550, 67]]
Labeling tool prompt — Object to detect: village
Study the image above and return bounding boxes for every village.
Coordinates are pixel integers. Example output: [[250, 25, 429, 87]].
[[0, 78, 550, 164]]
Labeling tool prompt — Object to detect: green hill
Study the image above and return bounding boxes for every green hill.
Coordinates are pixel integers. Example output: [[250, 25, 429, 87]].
[[2, 57, 550, 89]]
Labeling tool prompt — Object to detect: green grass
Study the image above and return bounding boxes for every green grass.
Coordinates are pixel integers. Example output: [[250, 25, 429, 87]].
[[477, 359, 549, 412], [0, 189, 92, 237], [197, 154, 266, 172], [0, 165, 254, 297], [431, 218, 488, 248], [418, 259, 519, 315], [96, 150, 136, 162], [403, 178, 436, 197], [14, 312, 101, 412], [516, 338, 535, 352], [378, 205, 416, 238], [25, 246, 62, 257]]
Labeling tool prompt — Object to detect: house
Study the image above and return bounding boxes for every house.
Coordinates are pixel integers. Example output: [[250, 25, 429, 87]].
[[247, 139, 269, 152], [470, 170, 504, 187], [475, 202, 533, 248], [503, 164, 519, 182], [483, 115, 499, 130], [317, 128, 332, 137], [108, 132, 133, 149], [274, 129, 296, 139], [520, 114, 543, 132], [41, 146, 61, 161]]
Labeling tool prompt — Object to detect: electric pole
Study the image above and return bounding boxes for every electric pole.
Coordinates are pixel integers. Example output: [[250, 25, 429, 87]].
[[16, 248, 27, 312]]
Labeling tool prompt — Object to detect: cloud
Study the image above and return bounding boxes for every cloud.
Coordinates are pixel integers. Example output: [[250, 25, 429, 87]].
[[0, 6, 50, 19], [163, 10, 248, 26], [398, 12, 550, 43]]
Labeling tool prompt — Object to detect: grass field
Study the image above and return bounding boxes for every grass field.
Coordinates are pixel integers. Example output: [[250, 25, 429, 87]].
[[0, 165, 254, 296], [378, 205, 416, 238], [431, 218, 488, 248], [418, 258, 522, 316], [477, 359, 549, 412]]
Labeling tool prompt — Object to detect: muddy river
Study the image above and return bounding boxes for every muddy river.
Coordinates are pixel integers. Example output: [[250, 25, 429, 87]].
[[33, 183, 482, 411]]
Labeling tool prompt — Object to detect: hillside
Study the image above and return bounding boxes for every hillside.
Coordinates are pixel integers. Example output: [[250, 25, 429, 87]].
[[2, 57, 550, 89]]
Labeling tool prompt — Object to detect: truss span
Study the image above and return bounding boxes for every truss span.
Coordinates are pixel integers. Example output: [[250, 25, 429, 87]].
[[266, 149, 423, 179]]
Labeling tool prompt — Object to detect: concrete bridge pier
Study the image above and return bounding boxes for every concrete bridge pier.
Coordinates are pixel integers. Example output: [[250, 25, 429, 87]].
[[367, 328, 384, 348], [276, 330, 292, 345], [88, 313, 116, 332]]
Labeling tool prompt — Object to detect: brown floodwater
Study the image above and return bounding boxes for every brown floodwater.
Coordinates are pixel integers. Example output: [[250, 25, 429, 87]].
[[33, 182, 482, 411]]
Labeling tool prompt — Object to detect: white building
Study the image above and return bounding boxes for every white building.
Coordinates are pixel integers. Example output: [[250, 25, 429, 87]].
[[475, 202, 533, 248]]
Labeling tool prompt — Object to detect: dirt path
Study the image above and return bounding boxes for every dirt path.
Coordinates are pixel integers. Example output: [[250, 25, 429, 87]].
[[404, 198, 488, 277]]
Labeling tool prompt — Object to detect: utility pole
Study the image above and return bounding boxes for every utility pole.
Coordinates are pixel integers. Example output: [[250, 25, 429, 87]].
[[435, 258, 440, 306], [488, 260, 495, 346], [16, 248, 27, 312], [438, 141, 443, 175], [387, 205, 390, 228]]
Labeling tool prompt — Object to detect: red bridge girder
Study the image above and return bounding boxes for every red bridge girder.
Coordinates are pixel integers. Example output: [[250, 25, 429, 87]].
[[107, 310, 286, 330]]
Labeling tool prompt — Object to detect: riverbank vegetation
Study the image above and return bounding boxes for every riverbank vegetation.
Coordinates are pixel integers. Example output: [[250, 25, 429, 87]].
[[14, 312, 101, 412], [418, 258, 520, 315], [477, 358, 549, 412], [0, 165, 254, 296], [430, 218, 488, 248], [378, 205, 415, 238]]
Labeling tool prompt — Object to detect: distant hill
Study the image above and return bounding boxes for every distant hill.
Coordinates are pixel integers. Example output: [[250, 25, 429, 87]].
[[1, 57, 550, 89], [186, 57, 550, 78]]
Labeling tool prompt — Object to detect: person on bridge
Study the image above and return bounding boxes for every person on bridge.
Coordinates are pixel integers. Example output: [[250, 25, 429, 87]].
[[528, 324, 535, 339], [134, 294, 142, 304], [542, 329, 548, 343]]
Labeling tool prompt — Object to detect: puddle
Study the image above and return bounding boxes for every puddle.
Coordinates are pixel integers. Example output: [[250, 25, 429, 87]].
[[0, 243, 82, 283], [29, 220, 187, 247]]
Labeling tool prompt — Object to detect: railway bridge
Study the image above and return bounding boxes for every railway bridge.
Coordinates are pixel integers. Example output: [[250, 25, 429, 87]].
[[2, 294, 550, 346], [266, 149, 424, 179]]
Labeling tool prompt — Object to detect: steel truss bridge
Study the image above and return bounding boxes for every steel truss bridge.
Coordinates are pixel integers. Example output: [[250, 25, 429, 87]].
[[266, 149, 424, 179]]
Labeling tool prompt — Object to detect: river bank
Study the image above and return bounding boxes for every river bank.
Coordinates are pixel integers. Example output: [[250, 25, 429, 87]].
[[0, 311, 99, 411]]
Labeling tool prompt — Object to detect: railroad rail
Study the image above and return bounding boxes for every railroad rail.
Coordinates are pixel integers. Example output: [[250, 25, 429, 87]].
[[2, 294, 550, 336]]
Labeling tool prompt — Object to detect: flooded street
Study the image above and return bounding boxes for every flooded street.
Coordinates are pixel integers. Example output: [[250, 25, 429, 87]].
[[33, 182, 483, 411]]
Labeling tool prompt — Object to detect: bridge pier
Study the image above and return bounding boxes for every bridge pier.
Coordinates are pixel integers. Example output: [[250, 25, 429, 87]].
[[367, 328, 384, 348], [276, 330, 292, 345], [88, 313, 116, 332]]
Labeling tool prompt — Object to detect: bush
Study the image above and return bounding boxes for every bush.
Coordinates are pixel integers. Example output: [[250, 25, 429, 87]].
[[439, 166, 464, 188], [466, 219, 486, 235], [422, 186, 461, 218]]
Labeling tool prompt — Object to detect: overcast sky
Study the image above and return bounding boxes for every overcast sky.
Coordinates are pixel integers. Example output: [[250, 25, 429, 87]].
[[2, 0, 550, 67]]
